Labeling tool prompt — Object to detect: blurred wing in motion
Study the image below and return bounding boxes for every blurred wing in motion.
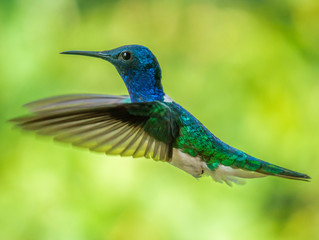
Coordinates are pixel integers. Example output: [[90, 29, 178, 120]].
[[24, 94, 130, 113], [11, 95, 179, 162]]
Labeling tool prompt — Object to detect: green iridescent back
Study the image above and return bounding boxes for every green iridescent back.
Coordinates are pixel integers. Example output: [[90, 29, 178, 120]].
[[168, 103, 244, 169], [168, 102, 308, 179]]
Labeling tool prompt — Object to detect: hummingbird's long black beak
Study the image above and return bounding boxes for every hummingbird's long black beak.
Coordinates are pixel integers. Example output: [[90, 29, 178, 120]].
[[60, 50, 111, 60]]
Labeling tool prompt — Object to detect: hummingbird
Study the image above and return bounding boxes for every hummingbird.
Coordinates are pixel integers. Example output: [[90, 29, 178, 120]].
[[11, 45, 310, 186]]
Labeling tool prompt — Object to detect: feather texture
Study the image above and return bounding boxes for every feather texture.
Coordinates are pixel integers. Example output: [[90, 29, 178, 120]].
[[11, 97, 179, 162]]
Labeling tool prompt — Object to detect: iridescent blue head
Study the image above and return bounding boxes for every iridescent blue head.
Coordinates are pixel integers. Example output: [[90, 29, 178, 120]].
[[61, 45, 164, 102]]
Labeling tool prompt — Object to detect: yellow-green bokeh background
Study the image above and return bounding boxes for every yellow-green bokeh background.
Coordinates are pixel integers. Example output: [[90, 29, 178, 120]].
[[1, 0, 319, 239]]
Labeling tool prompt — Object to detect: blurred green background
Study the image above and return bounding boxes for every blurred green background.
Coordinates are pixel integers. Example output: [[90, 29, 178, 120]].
[[1, 0, 319, 239]]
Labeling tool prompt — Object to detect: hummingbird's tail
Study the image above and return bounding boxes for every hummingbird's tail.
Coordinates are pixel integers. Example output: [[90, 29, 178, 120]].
[[205, 150, 310, 186], [244, 155, 310, 181]]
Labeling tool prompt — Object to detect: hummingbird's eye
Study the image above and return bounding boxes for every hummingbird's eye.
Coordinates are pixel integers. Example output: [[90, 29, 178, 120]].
[[120, 51, 132, 61]]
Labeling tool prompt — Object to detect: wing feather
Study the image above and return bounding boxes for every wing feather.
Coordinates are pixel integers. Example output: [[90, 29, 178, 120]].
[[121, 126, 146, 156], [25, 94, 130, 113], [11, 96, 179, 162]]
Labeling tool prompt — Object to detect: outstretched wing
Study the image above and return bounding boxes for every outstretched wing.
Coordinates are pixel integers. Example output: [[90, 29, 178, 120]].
[[24, 94, 130, 113], [11, 96, 179, 162]]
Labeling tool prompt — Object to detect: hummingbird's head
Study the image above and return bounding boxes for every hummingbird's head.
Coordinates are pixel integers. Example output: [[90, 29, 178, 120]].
[[61, 45, 164, 102]]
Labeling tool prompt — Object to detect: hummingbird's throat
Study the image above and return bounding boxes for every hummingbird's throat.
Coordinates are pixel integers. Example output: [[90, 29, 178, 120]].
[[121, 72, 164, 103]]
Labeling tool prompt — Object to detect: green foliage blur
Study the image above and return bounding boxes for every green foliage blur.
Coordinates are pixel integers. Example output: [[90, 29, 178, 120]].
[[1, 0, 318, 239]]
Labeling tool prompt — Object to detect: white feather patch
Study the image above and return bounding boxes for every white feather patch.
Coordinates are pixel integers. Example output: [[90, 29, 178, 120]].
[[202, 163, 266, 186], [170, 149, 266, 186], [170, 149, 203, 178], [163, 95, 174, 103]]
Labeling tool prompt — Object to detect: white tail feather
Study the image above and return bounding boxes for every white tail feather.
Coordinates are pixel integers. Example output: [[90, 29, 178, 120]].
[[203, 163, 266, 186]]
